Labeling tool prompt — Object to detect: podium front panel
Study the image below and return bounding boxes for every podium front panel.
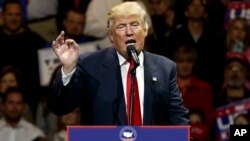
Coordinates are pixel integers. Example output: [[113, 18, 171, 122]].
[[67, 126, 190, 141]]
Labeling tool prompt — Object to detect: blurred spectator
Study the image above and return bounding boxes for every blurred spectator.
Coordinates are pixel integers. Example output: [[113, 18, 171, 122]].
[[0, 87, 45, 141], [83, 0, 152, 48], [225, 17, 250, 52], [35, 66, 61, 135], [0, 0, 27, 25], [48, 108, 80, 141], [0, 66, 33, 123], [173, 45, 214, 128], [189, 110, 210, 141], [27, 0, 58, 42], [166, 0, 226, 94], [57, 0, 91, 33], [234, 113, 250, 125], [216, 52, 250, 107], [0, 66, 21, 95], [147, 0, 175, 54], [62, 8, 95, 44], [0, 0, 47, 116]]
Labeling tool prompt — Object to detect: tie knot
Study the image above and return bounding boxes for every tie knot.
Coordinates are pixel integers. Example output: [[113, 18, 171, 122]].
[[127, 59, 135, 68], [127, 59, 136, 75], [127, 59, 134, 65]]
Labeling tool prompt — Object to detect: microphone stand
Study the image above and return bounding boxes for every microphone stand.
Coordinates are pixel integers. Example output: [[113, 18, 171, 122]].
[[129, 63, 138, 126]]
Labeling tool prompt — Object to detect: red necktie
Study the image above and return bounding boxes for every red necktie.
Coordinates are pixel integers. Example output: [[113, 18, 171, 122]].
[[126, 59, 142, 125]]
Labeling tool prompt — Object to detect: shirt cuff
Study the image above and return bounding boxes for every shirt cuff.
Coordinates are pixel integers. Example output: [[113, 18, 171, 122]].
[[61, 67, 76, 86]]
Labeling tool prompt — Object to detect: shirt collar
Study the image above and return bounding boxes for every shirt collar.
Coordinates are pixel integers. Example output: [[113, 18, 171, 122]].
[[1, 118, 25, 128], [117, 51, 144, 68]]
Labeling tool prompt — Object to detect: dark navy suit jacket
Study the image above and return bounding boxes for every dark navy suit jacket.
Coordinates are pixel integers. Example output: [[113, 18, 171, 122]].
[[50, 47, 189, 125]]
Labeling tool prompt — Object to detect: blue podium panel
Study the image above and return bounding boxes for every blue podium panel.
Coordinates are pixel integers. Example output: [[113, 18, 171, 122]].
[[67, 126, 190, 141]]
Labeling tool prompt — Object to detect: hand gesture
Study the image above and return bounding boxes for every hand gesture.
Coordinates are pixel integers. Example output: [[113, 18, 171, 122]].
[[52, 31, 79, 74]]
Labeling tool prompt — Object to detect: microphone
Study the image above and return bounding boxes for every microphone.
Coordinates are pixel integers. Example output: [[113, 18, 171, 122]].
[[126, 44, 140, 67]]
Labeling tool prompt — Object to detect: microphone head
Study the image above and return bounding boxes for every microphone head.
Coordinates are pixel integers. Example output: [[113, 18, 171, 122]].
[[126, 44, 138, 58]]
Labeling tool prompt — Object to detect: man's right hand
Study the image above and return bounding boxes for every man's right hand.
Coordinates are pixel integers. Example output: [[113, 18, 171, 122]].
[[52, 31, 79, 74]]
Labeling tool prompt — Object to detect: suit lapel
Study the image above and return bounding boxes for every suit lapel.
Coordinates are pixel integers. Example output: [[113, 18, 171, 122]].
[[102, 48, 127, 125], [143, 51, 158, 125]]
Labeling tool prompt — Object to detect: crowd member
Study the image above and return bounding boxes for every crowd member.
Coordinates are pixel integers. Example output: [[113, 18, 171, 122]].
[[62, 8, 95, 44], [0, 0, 47, 115], [189, 110, 210, 141], [166, 0, 225, 94], [0, 87, 45, 141], [216, 52, 250, 107], [0, 66, 21, 96], [225, 17, 250, 52], [57, 0, 91, 32], [50, 1, 189, 125], [0, 0, 27, 25], [173, 45, 214, 128], [234, 113, 250, 125], [147, 0, 175, 55], [48, 108, 80, 141], [0, 66, 33, 122], [225, 17, 250, 69], [35, 66, 61, 135]]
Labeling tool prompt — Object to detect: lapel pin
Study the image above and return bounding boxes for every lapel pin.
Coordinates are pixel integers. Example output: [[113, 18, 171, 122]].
[[152, 77, 157, 82]]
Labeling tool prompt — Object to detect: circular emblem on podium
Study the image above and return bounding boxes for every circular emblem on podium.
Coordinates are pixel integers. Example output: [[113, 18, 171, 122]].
[[119, 126, 137, 141]]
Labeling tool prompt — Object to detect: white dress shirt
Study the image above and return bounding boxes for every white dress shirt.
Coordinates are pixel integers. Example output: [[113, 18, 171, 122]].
[[62, 52, 145, 122], [0, 118, 45, 141]]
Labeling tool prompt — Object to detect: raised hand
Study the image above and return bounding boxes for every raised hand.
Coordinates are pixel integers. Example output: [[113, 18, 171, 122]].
[[52, 31, 79, 74]]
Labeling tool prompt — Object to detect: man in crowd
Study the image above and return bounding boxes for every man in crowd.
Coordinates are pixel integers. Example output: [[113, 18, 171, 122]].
[[0, 87, 45, 141], [62, 8, 95, 43]]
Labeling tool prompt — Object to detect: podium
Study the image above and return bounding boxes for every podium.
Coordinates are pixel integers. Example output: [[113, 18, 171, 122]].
[[66, 126, 190, 141]]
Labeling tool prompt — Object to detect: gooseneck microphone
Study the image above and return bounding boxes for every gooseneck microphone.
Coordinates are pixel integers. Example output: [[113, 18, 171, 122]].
[[126, 44, 140, 67]]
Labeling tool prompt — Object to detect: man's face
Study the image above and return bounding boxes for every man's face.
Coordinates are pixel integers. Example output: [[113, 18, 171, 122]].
[[230, 20, 246, 43], [63, 11, 85, 38], [108, 15, 148, 59], [189, 113, 202, 124], [3, 92, 24, 122], [2, 3, 23, 33], [150, 0, 167, 15], [224, 61, 247, 88], [176, 56, 194, 79], [0, 72, 18, 93], [185, 0, 206, 21]]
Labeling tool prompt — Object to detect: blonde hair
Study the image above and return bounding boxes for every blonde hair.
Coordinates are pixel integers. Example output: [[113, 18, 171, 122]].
[[107, 1, 148, 31], [226, 17, 250, 50]]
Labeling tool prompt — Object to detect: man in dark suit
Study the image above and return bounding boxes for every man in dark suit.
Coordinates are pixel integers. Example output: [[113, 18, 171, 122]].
[[50, 1, 189, 125]]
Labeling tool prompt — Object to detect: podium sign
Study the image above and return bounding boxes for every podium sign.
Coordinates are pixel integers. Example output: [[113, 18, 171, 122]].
[[67, 126, 190, 141]]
